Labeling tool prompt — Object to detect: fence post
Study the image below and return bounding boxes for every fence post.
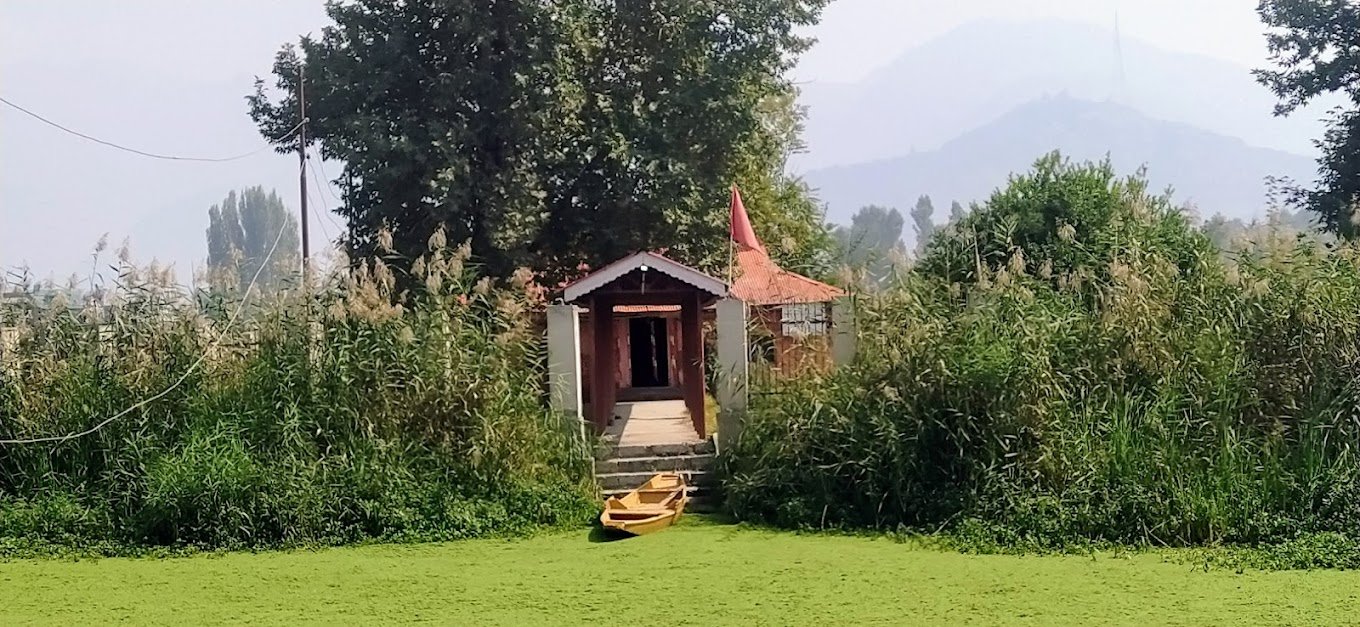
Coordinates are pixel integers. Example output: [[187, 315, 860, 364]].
[[715, 298, 748, 454], [546, 304, 585, 439], [832, 296, 856, 367]]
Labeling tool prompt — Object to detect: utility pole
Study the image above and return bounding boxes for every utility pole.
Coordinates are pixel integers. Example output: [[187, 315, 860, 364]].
[[297, 65, 310, 273]]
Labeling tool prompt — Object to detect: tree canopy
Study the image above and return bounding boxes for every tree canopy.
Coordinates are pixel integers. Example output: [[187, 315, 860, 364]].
[[834, 205, 905, 286], [205, 187, 300, 291], [909, 195, 936, 256], [947, 201, 968, 228], [1255, 0, 1360, 238], [248, 0, 833, 284], [918, 153, 1214, 287]]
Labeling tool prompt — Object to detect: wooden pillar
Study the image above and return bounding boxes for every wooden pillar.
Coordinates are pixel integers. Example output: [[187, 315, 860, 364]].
[[680, 292, 705, 438], [591, 295, 617, 433]]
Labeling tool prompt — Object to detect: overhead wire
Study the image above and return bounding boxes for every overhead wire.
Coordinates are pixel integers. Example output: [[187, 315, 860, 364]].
[[307, 149, 346, 236], [0, 92, 321, 444], [309, 148, 343, 206], [0, 95, 304, 162], [0, 214, 293, 445], [0, 92, 341, 444], [306, 170, 335, 245]]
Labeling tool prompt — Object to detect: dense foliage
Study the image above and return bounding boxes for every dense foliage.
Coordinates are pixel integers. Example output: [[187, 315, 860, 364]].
[[833, 204, 906, 287], [0, 236, 592, 554], [725, 155, 1360, 551], [1256, 0, 1360, 239], [1199, 207, 1328, 254], [248, 0, 833, 283], [919, 154, 1214, 286], [205, 186, 300, 292]]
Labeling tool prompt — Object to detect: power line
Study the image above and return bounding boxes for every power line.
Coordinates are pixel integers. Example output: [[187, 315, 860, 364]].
[[0, 216, 292, 446], [309, 148, 342, 206], [307, 151, 345, 236], [0, 95, 304, 162], [307, 190, 332, 244], [306, 169, 336, 244]]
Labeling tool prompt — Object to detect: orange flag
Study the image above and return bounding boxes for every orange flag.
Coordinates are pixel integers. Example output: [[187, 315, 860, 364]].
[[729, 185, 765, 253]]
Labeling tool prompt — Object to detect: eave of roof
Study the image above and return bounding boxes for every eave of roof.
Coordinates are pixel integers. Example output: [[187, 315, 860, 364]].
[[561, 251, 728, 303]]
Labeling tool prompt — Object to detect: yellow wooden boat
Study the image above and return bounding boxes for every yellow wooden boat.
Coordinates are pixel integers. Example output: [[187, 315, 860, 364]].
[[599, 473, 688, 536]]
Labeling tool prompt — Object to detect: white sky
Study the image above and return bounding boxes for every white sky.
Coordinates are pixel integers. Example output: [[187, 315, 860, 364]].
[[796, 0, 1269, 83], [0, 0, 1287, 278]]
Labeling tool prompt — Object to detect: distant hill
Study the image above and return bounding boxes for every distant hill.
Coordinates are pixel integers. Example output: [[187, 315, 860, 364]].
[[794, 19, 1334, 172], [803, 96, 1318, 230]]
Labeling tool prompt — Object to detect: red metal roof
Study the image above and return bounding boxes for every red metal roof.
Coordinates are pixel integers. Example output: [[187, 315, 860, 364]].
[[729, 244, 844, 306], [558, 187, 842, 307], [726, 185, 842, 306]]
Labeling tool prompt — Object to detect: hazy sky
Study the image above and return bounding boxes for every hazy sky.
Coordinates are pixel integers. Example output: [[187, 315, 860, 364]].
[[0, 0, 1286, 279], [797, 0, 1269, 83]]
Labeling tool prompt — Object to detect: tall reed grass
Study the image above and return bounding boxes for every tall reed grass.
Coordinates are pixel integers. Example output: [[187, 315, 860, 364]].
[[725, 157, 1360, 550], [0, 233, 593, 554]]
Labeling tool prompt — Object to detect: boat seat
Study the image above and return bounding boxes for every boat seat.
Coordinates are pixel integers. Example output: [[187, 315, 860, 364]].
[[605, 510, 670, 520]]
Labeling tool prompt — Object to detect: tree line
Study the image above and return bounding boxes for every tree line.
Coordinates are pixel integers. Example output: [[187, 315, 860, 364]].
[[219, 0, 1357, 293]]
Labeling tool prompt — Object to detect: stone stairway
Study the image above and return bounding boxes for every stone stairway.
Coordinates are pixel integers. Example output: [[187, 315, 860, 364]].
[[594, 439, 720, 512]]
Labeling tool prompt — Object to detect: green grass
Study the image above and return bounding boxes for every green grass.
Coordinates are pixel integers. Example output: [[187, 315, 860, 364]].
[[3, 519, 1358, 625]]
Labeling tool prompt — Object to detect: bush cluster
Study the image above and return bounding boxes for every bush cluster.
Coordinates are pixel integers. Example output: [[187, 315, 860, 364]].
[[0, 235, 594, 555], [725, 155, 1360, 552]]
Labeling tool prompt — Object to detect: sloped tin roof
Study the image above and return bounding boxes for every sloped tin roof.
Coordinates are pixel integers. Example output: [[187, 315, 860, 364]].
[[729, 245, 844, 306]]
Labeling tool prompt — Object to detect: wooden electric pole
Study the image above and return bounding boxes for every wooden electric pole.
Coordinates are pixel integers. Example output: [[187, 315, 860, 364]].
[[298, 67, 310, 273]]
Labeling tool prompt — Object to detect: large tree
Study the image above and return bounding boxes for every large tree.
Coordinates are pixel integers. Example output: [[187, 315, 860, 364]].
[[248, 0, 832, 283], [909, 195, 936, 256], [1255, 0, 1360, 238], [948, 201, 968, 227], [205, 187, 300, 291], [919, 153, 1214, 287], [834, 205, 905, 286]]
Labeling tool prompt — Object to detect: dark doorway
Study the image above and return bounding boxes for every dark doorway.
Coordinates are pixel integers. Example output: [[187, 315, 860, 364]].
[[628, 317, 670, 388]]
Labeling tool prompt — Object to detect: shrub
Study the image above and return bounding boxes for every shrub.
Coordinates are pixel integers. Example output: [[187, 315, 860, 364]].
[[0, 234, 594, 554], [724, 155, 1360, 551]]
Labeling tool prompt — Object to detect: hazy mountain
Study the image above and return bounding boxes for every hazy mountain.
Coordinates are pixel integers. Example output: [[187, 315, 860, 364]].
[[794, 19, 1335, 172], [804, 96, 1318, 230]]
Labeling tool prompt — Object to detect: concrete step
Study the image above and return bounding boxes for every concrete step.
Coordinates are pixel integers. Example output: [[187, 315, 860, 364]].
[[595, 439, 715, 461], [595, 470, 714, 492], [601, 483, 714, 498], [600, 485, 721, 513], [594, 453, 715, 474]]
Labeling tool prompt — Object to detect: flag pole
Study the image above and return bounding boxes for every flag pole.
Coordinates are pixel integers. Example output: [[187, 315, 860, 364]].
[[727, 185, 736, 287]]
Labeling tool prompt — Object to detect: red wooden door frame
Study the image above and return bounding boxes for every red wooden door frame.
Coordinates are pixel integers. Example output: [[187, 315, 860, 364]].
[[680, 292, 706, 438]]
